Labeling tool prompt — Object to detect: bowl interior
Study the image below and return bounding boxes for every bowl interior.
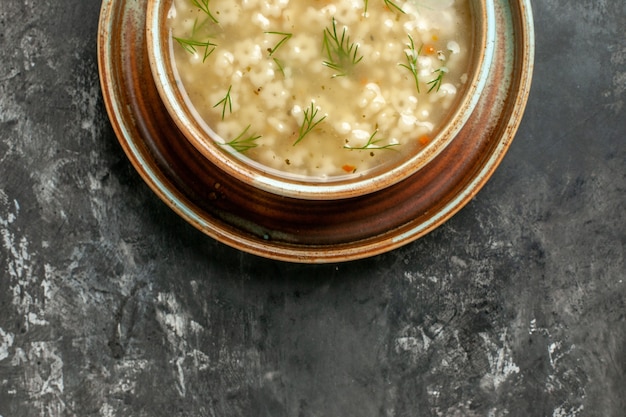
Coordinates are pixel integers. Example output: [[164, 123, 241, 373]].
[[146, 0, 495, 200]]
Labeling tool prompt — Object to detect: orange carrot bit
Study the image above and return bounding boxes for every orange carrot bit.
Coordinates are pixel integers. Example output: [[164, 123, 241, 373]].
[[424, 45, 436, 55], [342, 164, 356, 173], [418, 135, 431, 146]]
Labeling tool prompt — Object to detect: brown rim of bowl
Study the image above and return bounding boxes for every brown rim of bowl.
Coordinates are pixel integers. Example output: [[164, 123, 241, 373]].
[[146, 0, 496, 200]]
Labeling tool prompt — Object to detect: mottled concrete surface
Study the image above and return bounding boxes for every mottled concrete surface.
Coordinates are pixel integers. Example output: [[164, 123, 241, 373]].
[[0, 0, 624, 416]]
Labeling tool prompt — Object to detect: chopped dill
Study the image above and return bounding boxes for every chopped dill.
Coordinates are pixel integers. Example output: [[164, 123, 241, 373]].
[[173, 17, 217, 62], [294, 102, 327, 145], [322, 17, 363, 77], [399, 34, 422, 93], [265, 31, 293, 56], [173, 37, 217, 62], [344, 130, 400, 150], [427, 67, 448, 93], [272, 58, 285, 76], [213, 85, 233, 120], [190, 0, 219, 23], [223, 125, 261, 153], [384, 0, 406, 14]]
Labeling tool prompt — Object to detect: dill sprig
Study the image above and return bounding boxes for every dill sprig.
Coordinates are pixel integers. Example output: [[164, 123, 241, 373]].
[[294, 102, 326, 145], [343, 130, 400, 150], [322, 17, 363, 77], [213, 85, 232, 120], [265, 31, 292, 76], [223, 125, 261, 153], [173, 37, 217, 62], [173, 18, 217, 62], [363, 1, 405, 15], [399, 34, 422, 93], [427, 67, 448, 93], [272, 58, 285, 76], [384, 0, 406, 14], [190, 0, 219, 23], [265, 31, 293, 56]]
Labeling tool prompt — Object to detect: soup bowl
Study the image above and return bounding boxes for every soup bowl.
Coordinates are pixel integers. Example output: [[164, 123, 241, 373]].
[[146, 0, 496, 200]]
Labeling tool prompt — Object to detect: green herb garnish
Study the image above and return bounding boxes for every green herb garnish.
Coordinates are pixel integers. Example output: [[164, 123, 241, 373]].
[[173, 37, 217, 62], [223, 125, 260, 152], [384, 0, 406, 14], [190, 0, 219, 23], [265, 31, 293, 56], [322, 17, 363, 77], [265, 31, 292, 76], [213, 85, 233, 120], [343, 130, 399, 150], [427, 67, 448, 93], [173, 18, 217, 62], [294, 102, 326, 145], [272, 58, 286, 76], [399, 34, 422, 93]]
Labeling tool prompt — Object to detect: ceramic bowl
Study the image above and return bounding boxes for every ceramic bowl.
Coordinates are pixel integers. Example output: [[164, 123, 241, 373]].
[[146, 0, 496, 200], [99, 0, 533, 261]]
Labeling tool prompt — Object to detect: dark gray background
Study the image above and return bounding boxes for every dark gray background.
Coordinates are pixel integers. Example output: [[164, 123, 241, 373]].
[[1, 0, 624, 416]]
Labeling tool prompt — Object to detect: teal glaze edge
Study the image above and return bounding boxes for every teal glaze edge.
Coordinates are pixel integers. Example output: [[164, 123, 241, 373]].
[[467, 0, 497, 137]]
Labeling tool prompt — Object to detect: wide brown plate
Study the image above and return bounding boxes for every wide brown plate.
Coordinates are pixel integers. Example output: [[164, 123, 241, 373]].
[[97, 0, 534, 263]]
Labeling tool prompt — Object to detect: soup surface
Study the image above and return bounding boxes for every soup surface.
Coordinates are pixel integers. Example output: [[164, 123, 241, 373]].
[[168, 0, 472, 179]]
